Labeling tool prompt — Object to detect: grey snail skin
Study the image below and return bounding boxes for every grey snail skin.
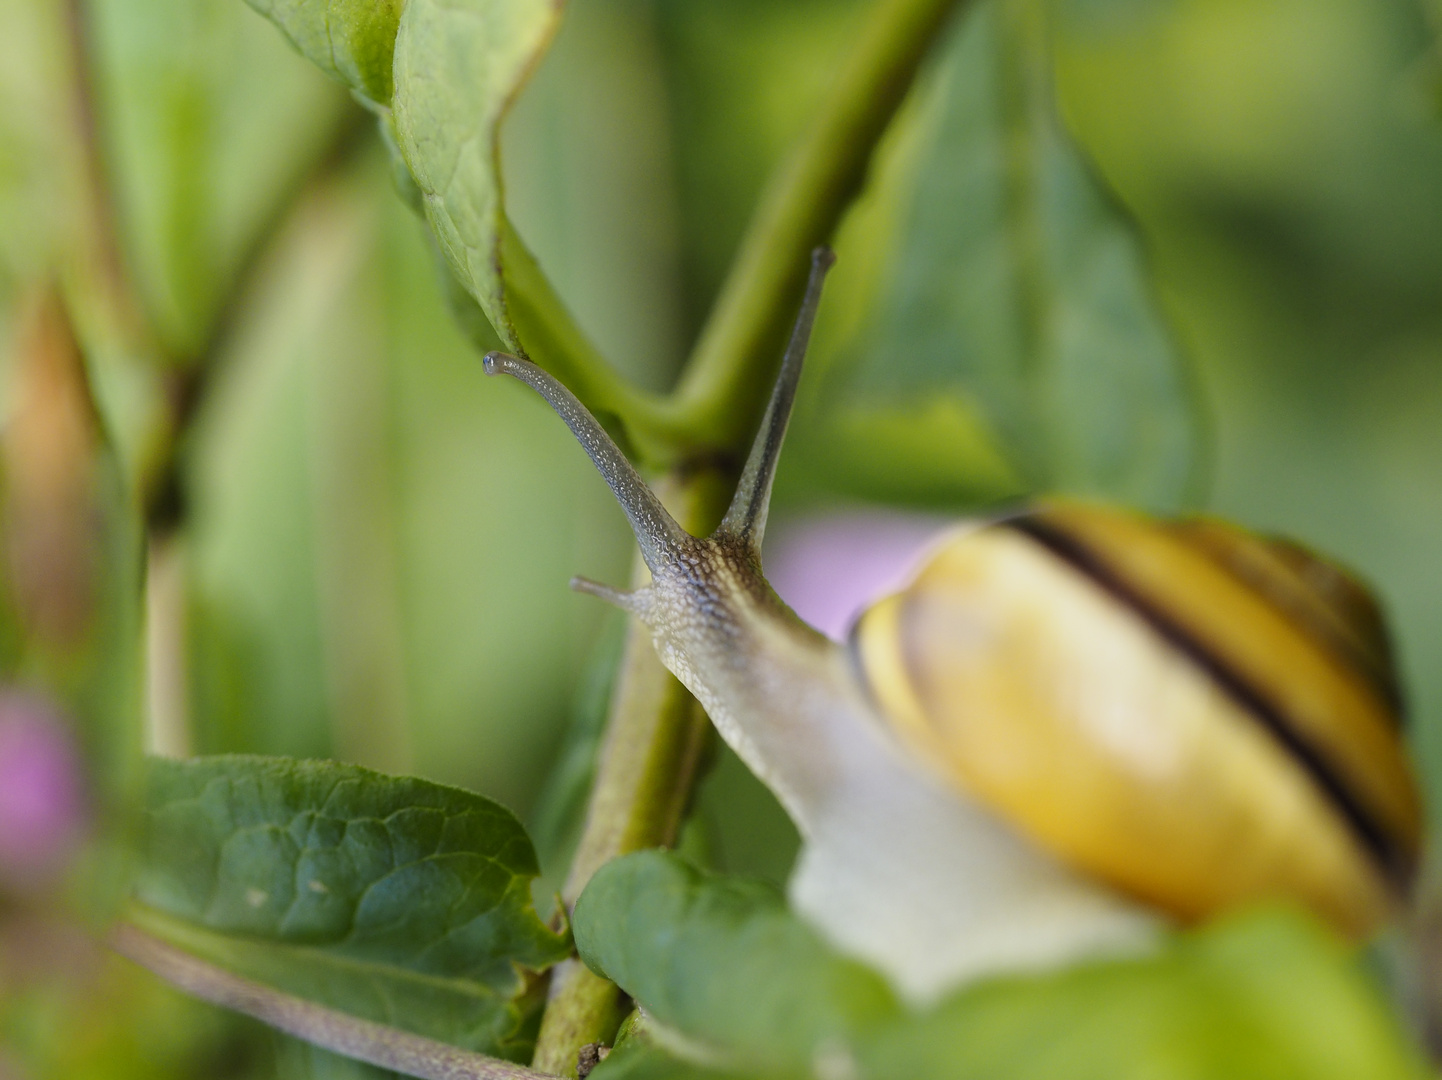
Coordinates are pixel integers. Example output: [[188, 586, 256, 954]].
[[483, 248, 1421, 1004]]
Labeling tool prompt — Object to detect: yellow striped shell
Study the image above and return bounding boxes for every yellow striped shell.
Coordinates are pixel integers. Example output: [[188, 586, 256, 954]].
[[854, 500, 1420, 937]]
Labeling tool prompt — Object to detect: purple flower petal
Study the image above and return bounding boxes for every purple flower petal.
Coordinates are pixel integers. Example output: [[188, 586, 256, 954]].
[[765, 511, 963, 640], [0, 693, 88, 891]]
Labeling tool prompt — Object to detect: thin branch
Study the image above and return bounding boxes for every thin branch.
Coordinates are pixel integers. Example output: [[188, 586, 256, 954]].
[[142, 107, 373, 536], [529, 472, 724, 1076], [509, 0, 969, 468], [111, 923, 560, 1080], [529, 0, 966, 1068], [62, 0, 150, 347], [659, 0, 969, 456]]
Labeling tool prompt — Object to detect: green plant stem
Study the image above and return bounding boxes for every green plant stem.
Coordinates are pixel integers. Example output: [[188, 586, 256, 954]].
[[996, 0, 1053, 484], [657, 0, 969, 457], [61, 0, 154, 358], [529, 471, 728, 1077], [141, 112, 372, 535], [512, 0, 967, 468], [530, 1, 968, 1070]]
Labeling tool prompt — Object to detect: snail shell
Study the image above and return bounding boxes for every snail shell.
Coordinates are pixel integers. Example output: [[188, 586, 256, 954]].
[[483, 247, 1421, 998], [854, 503, 1419, 939]]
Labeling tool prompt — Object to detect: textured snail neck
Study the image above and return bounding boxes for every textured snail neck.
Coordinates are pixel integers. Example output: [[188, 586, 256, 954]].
[[640, 534, 854, 828]]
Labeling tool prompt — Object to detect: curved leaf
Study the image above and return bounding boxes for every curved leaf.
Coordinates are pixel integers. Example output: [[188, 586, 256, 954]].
[[133, 754, 571, 1060], [244, 0, 644, 439], [389, 0, 590, 377], [92, 0, 354, 358], [858, 912, 1429, 1080], [792, 0, 1201, 511], [575, 853, 1426, 1079], [573, 850, 900, 1071], [242, 0, 401, 105]]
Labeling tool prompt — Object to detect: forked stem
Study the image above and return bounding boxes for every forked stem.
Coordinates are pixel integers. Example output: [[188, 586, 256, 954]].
[[521, 0, 966, 1072]]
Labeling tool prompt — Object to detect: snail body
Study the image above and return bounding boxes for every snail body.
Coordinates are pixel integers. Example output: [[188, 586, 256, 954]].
[[483, 249, 1420, 1002]]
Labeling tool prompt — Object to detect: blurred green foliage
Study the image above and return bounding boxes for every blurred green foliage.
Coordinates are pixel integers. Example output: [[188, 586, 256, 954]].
[[1044, 0, 1442, 826], [183, 154, 632, 803], [578, 851, 1431, 1080], [3, 0, 1442, 1074]]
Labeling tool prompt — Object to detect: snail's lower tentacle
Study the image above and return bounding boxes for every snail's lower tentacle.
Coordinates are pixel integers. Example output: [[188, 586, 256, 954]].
[[571, 577, 653, 621]]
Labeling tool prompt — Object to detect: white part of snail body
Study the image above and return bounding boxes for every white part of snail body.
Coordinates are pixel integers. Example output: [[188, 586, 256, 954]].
[[483, 249, 1160, 1003]]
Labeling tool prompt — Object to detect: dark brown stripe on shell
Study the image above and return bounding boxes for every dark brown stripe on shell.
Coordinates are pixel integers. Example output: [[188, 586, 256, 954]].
[[1169, 521, 1405, 720], [1005, 516, 1413, 893]]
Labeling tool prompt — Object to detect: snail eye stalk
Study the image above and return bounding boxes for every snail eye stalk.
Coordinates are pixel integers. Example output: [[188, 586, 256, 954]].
[[481, 350, 692, 575], [483, 245, 835, 573], [716, 246, 836, 555]]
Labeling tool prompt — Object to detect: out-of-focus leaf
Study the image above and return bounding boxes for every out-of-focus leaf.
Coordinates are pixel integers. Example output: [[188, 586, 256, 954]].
[[652, 0, 870, 342], [0, 933, 274, 1080], [242, 0, 401, 106], [0, 0, 79, 294], [185, 173, 368, 765], [500, 0, 688, 393], [1046, 0, 1442, 827], [388, 0, 562, 356], [573, 851, 901, 1071], [787, 0, 1200, 511], [859, 912, 1428, 1080], [575, 853, 1426, 1079], [131, 755, 571, 1060], [0, 287, 145, 910], [527, 610, 626, 892], [588, 1042, 773, 1080], [186, 156, 630, 808], [90, 0, 354, 358], [689, 743, 800, 890]]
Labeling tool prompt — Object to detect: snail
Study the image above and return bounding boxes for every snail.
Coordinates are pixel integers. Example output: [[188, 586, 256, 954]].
[[483, 248, 1421, 1003]]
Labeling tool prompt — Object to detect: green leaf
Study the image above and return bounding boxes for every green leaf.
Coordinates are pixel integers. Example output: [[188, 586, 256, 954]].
[[572, 851, 901, 1071], [527, 611, 627, 892], [498, 0, 690, 395], [386, 0, 557, 354], [244, 0, 653, 450], [588, 1043, 776, 1080], [132, 755, 571, 1060], [186, 163, 631, 803], [574, 854, 1426, 1079], [859, 912, 1430, 1080], [91, 0, 354, 358], [792, 0, 1201, 511], [242, 0, 401, 106], [0, 0, 74, 292], [651, 0, 875, 347], [388, 0, 644, 435]]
